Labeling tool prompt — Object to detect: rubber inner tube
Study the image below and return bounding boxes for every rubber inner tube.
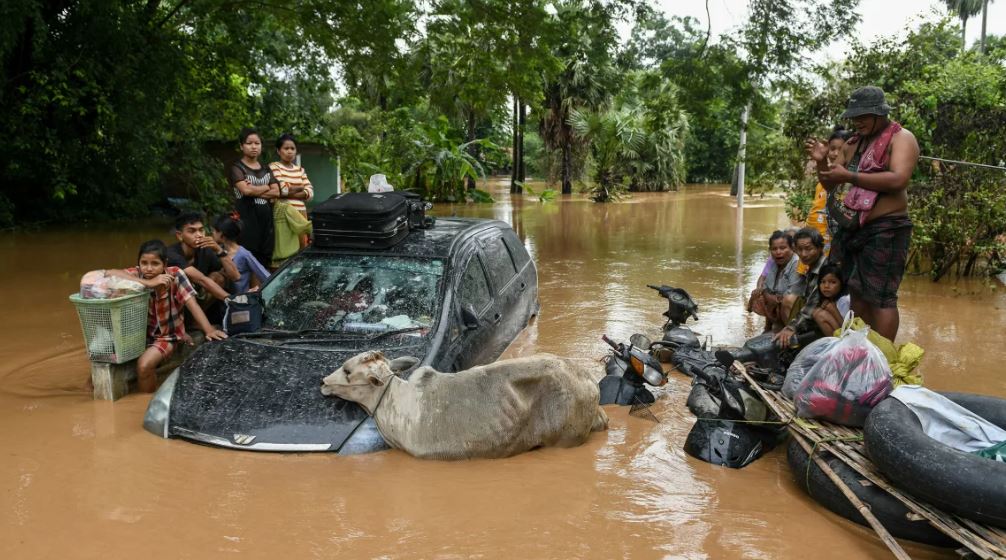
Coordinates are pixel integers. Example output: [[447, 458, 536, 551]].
[[864, 391, 1006, 529], [787, 439, 959, 547]]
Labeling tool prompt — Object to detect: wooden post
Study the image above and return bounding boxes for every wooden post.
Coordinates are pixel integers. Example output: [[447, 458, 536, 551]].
[[90, 361, 136, 401], [89, 331, 204, 401]]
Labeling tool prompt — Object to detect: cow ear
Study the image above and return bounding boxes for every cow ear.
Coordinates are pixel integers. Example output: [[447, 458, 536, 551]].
[[388, 356, 419, 373], [367, 374, 386, 387]]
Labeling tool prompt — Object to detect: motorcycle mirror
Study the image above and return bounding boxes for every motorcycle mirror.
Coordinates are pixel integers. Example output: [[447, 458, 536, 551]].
[[461, 305, 479, 330]]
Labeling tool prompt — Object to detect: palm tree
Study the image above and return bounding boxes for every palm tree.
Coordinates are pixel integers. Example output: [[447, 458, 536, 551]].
[[568, 107, 645, 202], [945, 0, 984, 50], [539, 0, 619, 195], [980, 0, 996, 54]]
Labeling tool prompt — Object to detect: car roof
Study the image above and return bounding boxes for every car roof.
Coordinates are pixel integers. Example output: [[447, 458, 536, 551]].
[[303, 217, 506, 260]]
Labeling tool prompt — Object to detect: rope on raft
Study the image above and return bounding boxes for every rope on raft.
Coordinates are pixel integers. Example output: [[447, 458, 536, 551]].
[[733, 362, 1006, 560]]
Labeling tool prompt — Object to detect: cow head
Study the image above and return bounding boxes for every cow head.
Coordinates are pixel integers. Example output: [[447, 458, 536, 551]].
[[320, 351, 419, 414]]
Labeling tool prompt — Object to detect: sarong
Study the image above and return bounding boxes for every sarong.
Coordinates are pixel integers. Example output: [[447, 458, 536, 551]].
[[838, 215, 912, 308]]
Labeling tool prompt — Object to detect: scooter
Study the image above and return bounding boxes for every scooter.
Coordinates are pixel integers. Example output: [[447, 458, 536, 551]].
[[647, 283, 820, 387], [598, 334, 668, 406]]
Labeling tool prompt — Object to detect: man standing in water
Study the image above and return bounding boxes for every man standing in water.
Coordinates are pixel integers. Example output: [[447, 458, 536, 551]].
[[805, 86, 919, 341]]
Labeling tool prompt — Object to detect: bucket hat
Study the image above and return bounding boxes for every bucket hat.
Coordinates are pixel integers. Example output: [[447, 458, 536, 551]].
[[841, 86, 891, 119]]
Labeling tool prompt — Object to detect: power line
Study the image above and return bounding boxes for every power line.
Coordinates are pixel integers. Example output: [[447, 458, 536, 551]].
[[919, 155, 1006, 172]]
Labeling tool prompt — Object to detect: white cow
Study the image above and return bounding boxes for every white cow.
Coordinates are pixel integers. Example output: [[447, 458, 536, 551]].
[[321, 351, 609, 460]]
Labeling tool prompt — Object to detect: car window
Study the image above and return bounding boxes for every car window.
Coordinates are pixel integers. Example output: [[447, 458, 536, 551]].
[[483, 235, 517, 292], [260, 255, 444, 334], [502, 230, 530, 269], [458, 256, 491, 315]]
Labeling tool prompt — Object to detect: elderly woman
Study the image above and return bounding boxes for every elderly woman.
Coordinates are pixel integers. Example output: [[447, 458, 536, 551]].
[[748, 230, 799, 332]]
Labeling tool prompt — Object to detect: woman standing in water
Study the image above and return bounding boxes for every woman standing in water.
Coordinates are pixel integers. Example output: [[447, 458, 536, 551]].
[[228, 128, 279, 266]]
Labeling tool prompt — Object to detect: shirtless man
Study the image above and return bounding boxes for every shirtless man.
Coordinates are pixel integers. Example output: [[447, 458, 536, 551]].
[[805, 86, 919, 341]]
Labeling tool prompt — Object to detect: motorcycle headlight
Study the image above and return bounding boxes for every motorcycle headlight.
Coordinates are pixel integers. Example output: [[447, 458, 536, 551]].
[[642, 365, 666, 386]]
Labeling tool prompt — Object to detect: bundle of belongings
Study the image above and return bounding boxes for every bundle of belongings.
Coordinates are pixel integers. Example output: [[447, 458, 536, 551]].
[[79, 270, 146, 299], [891, 386, 1006, 462], [783, 313, 925, 427]]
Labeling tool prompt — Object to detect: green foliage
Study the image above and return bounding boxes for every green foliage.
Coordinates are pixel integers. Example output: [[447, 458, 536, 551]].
[[569, 107, 644, 202], [523, 184, 558, 202], [784, 180, 816, 223], [0, 0, 417, 225], [785, 17, 1006, 278]]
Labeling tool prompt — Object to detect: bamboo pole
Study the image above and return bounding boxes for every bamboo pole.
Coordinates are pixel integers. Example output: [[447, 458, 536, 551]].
[[789, 430, 913, 559], [735, 364, 1006, 559]]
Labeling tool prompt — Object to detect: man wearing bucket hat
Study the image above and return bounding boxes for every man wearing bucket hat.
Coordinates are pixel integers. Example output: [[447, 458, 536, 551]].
[[804, 86, 919, 341]]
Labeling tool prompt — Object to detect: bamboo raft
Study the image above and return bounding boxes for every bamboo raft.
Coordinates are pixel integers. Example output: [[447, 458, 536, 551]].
[[733, 363, 1006, 559]]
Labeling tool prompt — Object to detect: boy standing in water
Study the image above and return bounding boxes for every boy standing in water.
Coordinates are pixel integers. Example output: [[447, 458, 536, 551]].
[[108, 240, 227, 392], [805, 86, 919, 341]]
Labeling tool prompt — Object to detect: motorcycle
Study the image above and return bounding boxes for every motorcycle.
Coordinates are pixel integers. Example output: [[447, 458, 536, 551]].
[[598, 334, 667, 406]]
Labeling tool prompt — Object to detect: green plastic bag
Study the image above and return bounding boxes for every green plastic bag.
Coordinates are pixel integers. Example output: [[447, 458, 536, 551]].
[[973, 441, 1006, 463]]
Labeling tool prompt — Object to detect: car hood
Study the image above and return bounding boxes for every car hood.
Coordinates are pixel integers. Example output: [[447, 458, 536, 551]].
[[168, 337, 425, 452]]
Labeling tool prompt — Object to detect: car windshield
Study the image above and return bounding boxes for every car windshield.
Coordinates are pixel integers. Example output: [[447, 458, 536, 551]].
[[260, 254, 444, 336]]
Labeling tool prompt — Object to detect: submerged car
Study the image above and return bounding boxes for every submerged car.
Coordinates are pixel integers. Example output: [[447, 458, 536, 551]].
[[144, 218, 539, 453]]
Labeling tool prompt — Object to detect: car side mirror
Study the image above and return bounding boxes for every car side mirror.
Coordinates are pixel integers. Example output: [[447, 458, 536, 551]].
[[461, 305, 479, 330]]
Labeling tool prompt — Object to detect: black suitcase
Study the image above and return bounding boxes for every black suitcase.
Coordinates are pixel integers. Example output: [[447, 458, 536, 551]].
[[400, 192, 436, 230], [311, 192, 410, 249]]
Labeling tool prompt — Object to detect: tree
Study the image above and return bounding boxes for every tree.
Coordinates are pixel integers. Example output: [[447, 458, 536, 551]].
[[569, 107, 644, 202], [539, 0, 623, 195], [0, 0, 417, 226], [726, 0, 862, 200], [944, 0, 984, 50]]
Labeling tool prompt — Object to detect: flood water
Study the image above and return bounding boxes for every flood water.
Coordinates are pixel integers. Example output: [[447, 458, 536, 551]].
[[2, 182, 1004, 559]]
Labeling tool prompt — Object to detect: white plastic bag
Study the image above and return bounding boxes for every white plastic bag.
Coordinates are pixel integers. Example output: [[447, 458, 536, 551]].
[[793, 323, 893, 426], [782, 336, 839, 399]]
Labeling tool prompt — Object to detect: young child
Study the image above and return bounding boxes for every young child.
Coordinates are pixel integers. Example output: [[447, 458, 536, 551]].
[[212, 213, 270, 293], [107, 240, 227, 392], [812, 264, 849, 336]]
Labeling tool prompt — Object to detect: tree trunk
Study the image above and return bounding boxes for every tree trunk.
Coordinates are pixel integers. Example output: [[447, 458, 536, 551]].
[[561, 134, 572, 194], [465, 108, 477, 191], [962, 17, 968, 51], [518, 98, 526, 187], [510, 96, 519, 193], [980, 0, 989, 54]]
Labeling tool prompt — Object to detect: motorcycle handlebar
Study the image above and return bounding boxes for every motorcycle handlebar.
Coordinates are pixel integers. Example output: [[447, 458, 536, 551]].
[[601, 335, 621, 351]]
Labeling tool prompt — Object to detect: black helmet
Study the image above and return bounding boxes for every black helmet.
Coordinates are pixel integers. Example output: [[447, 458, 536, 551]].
[[683, 419, 767, 469]]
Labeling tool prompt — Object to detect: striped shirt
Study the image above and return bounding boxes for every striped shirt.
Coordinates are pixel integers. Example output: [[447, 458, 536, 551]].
[[269, 162, 313, 211]]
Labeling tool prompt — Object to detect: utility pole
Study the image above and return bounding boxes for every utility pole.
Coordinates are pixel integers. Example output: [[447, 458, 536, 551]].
[[736, 101, 751, 209]]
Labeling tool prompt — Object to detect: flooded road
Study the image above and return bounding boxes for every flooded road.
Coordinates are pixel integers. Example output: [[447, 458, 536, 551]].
[[2, 183, 1004, 559]]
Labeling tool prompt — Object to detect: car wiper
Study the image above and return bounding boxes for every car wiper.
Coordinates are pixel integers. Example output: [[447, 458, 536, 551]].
[[276, 327, 425, 346], [367, 326, 426, 342], [235, 328, 352, 339]]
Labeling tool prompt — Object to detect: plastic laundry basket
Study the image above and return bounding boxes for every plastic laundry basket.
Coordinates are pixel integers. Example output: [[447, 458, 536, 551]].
[[69, 291, 150, 364]]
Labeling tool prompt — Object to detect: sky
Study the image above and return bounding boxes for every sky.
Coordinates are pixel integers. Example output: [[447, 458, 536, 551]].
[[653, 0, 1006, 63]]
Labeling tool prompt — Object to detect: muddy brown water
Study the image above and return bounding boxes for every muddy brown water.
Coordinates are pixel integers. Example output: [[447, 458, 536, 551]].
[[2, 183, 1004, 559]]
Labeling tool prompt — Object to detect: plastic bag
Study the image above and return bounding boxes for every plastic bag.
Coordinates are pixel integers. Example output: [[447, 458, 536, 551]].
[[973, 441, 1006, 463], [782, 336, 839, 399], [832, 317, 925, 387], [793, 324, 893, 426], [79, 270, 145, 299]]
